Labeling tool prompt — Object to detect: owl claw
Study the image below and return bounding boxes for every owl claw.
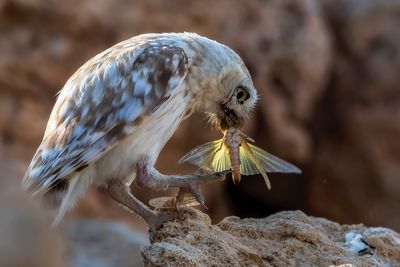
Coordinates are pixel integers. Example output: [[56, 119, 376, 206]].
[[175, 169, 230, 209], [174, 188, 186, 211], [186, 182, 205, 205], [135, 163, 229, 218]]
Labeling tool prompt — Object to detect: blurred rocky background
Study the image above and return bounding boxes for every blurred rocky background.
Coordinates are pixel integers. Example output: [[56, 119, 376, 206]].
[[0, 0, 399, 265]]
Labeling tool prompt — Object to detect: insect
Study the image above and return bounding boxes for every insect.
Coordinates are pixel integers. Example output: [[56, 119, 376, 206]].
[[179, 127, 301, 189]]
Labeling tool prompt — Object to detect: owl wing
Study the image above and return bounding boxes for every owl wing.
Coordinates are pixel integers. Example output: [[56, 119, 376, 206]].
[[23, 41, 189, 194]]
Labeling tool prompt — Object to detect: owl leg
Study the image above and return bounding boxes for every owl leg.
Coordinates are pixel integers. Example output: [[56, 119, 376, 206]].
[[107, 179, 178, 236], [135, 162, 229, 207]]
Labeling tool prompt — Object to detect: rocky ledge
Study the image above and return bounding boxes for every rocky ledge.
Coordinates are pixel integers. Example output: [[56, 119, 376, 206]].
[[1, 190, 399, 266], [143, 210, 400, 266]]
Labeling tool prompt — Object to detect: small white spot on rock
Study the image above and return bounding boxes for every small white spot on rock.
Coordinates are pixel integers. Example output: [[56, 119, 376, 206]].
[[345, 231, 370, 254]]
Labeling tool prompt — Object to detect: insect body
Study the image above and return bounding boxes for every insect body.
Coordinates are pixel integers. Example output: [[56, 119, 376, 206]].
[[179, 127, 301, 189], [224, 127, 242, 184]]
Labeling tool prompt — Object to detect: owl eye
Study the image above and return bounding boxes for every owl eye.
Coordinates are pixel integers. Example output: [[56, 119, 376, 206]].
[[236, 87, 250, 104]]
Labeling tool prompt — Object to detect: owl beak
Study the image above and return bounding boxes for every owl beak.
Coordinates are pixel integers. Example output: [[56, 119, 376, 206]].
[[218, 103, 244, 130]]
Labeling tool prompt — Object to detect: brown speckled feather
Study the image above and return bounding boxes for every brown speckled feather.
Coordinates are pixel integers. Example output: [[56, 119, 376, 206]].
[[23, 39, 189, 194]]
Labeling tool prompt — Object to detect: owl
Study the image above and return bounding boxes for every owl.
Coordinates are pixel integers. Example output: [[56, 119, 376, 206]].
[[22, 32, 257, 232]]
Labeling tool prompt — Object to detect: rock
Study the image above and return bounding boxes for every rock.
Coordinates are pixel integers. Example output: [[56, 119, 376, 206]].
[[1, 182, 398, 267], [143, 210, 400, 266], [63, 220, 149, 267]]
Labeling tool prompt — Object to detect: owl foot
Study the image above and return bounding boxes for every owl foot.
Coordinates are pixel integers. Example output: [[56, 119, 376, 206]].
[[136, 162, 229, 208], [133, 162, 229, 239], [108, 179, 177, 240], [175, 169, 229, 208]]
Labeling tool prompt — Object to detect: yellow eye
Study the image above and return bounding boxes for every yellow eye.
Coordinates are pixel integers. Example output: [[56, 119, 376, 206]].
[[236, 87, 250, 104]]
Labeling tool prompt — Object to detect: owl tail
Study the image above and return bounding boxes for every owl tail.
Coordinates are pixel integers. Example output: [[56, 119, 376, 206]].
[[41, 174, 91, 226]]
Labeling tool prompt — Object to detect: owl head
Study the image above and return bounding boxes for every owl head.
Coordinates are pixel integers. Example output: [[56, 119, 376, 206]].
[[190, 36, 258, 131], [213, 61, 258, 130]]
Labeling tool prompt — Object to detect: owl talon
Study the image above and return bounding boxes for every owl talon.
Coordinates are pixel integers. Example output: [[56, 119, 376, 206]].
[[174, 188, 187, 211], [179, 169, 229, 208], [175, 183, 204, 210], [185, 181, 204, 205]]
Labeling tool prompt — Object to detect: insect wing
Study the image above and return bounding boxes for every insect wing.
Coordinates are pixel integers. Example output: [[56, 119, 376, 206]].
[[179, 139, 231, 172], [209, 143, 231, 173], [241, 141, 271, 189], [247, 143, 301, 174], [238, 146, 259, 175]]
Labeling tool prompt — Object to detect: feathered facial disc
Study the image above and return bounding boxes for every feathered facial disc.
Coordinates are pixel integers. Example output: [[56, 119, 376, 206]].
[[210, 65, 258, 131]]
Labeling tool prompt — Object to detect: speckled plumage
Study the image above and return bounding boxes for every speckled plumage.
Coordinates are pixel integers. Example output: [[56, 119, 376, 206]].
[[22, 32, 257, 224]]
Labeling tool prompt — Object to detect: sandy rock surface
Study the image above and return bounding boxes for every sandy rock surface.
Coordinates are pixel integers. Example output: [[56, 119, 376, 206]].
[[0, 187, 398, 267], [143, 210, 400, 267]]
